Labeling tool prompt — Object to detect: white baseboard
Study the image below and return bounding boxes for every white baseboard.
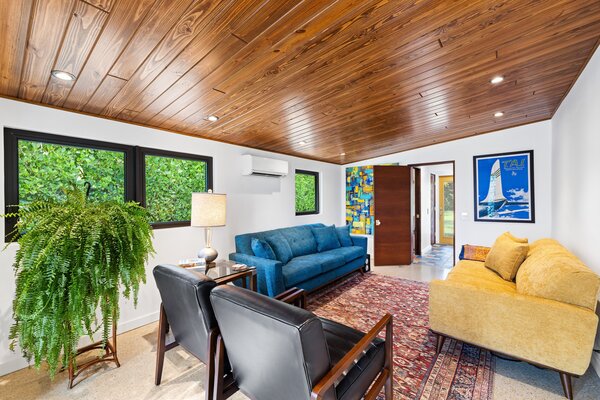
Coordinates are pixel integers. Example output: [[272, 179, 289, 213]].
[[422, 245, 432, 254], [0, 311, 159, 377], [118, 311, 159, 334], [0, 358, 30, 378], [592, 352, 600, 378]]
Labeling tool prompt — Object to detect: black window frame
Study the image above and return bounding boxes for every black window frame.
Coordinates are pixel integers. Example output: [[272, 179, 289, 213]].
[[137, 147, 213, 228], [295, 169, 320, 216], [4, 127, 214, 239]]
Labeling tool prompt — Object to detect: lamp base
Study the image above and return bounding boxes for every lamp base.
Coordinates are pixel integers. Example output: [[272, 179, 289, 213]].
[[198, 247, 218, 263]]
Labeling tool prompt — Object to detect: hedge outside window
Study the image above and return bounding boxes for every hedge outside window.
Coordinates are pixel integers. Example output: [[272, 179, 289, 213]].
[[140, 149, 211, 225], [4, 128, 213, 238], [295, 169, 319, 215], [17, 140, 126, 204]]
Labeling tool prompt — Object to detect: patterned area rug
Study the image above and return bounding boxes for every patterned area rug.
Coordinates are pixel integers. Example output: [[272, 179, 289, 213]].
[[307, 273, 494, 400]]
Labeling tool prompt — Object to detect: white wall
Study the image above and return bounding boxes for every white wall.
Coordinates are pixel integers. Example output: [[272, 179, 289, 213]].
[[551, 48, 600, 275], [0, 98, 344, 375], [551, 46, 600, 376], [343, 121, 553, 260], [418, 166, 433, 254]]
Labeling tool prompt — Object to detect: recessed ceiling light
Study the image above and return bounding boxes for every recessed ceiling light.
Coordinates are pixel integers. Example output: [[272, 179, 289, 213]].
[[206, 115, 219, 122], [494, 111, 504, 117], [490, 76, 504, 84], [51, 70, 76, 81], [340, 152, 346, 156], [298, 141, 307, 145]]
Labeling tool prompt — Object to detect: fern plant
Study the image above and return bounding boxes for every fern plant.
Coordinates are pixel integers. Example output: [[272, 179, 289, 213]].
[[3, 184, 154, 378]]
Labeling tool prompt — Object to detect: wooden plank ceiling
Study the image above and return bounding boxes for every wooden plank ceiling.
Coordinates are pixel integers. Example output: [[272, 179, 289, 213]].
[[1, 0, 599, 164]]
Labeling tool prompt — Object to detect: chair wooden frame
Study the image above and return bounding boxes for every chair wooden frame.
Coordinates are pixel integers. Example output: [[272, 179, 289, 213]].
[[213, 311, 394, 400]]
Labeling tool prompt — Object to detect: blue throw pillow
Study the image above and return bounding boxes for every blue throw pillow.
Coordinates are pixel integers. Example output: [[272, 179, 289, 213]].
[[311, 225, 341, 252], [335, 225, 353, 247], [264, 232, 294, 264], [251, 238, 276, 260]]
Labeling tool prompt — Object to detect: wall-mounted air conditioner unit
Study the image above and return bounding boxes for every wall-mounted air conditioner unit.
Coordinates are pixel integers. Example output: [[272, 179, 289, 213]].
[[241, 155, 289, 177]]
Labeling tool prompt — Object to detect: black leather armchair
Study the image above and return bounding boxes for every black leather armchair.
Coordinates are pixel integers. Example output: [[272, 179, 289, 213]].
[[153, 264, 222, 400], [210, 285, 393, 400]]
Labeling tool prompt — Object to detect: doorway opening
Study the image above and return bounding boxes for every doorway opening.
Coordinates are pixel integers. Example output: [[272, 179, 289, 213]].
[[410, 161, 455, 268]]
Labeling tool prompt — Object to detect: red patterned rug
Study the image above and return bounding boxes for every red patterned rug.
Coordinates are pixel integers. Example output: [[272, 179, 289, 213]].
[[307, 273, 494, 400]]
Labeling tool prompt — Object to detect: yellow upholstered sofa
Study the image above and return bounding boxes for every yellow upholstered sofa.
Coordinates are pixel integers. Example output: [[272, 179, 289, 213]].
[[430, 238, 600, 400]]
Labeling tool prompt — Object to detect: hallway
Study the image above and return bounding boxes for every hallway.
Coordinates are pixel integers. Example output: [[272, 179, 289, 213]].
[[373, 244, 454, 282]]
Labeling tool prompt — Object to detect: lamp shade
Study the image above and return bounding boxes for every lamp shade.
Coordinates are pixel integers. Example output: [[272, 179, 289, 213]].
[[191, 192, 226, 227]]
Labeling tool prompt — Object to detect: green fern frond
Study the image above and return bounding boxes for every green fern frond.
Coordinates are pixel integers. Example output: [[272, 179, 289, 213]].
[[3, 183, 154, 378]]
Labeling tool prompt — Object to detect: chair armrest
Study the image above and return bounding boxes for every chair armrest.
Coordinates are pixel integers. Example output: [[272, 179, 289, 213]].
[[229, 253, 285, 297], [350, 235, 368, 254], [311, 313, 393, 400], [274, 287, 307, 309]]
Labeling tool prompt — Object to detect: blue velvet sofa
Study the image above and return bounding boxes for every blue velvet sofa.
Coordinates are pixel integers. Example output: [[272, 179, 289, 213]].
[[229, 224, 367, 297]]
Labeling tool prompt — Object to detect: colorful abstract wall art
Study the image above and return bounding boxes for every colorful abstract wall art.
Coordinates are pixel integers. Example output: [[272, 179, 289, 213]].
[[346, 166, 374, 234]]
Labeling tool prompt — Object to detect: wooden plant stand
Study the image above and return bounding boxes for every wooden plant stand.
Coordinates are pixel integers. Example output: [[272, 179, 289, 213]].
[[67, 320, 120, 388]]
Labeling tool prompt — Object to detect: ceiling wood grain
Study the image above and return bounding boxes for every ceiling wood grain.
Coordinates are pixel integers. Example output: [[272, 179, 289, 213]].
[[1, 0, 599, 164]]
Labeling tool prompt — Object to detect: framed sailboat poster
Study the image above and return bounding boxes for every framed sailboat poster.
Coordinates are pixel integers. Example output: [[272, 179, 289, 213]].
[[473, 150, 535, 223]]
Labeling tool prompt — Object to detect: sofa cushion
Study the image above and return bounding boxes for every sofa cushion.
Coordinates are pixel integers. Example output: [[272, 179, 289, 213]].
[[312, 225, 341, 252], [335, 225, 353, 247], [329, 246, 364, 263], [280, 225, 318, 257], [485, 232, 529, 281], [314, 250, 347, 272], [282, 256, 323, 287], [265, 232, 294, 264], [448, 260, 517, 293], [251, 238, 276, 260], [516, 239, 600, 311]]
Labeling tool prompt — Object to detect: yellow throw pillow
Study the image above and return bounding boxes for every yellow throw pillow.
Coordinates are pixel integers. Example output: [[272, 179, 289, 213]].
[[485, 232, 529, 281], [504, 232, 528, 244]]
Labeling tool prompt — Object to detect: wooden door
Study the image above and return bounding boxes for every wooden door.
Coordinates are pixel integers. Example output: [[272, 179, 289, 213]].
[[438, 175, 454, 245], [374, 165, 412, 266]]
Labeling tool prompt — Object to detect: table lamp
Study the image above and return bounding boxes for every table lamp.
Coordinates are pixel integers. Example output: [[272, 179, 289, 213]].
[[191, 190, 226, 263]]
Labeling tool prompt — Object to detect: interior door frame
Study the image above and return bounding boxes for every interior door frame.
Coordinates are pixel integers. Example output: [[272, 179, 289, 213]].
[[438, 175, 454, 245], [430, 174, 436, 245], [413, 167, 421, 257], [407, 160, 456, 265]]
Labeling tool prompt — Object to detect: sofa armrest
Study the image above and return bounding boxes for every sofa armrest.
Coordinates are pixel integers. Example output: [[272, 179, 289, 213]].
[[229, 253, 285, 297], [350, 235, 367, 254], [429, 279, 599, 375]]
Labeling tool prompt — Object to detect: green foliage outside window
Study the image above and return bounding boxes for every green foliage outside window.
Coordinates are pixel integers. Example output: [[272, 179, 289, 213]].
[[295, 172, 318, 214], [18, 140, 125, 204], [145, 155, 207, 223]]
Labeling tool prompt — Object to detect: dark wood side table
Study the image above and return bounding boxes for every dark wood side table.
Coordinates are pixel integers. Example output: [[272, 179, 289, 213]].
[[186, 259, 257, 291]]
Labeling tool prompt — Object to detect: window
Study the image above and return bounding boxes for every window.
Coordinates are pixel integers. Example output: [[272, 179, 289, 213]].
[[17, 140, 126, 204], [138, 148, 212, 226], [295, 169, 319, 215], [4, 128, 213, 237]]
